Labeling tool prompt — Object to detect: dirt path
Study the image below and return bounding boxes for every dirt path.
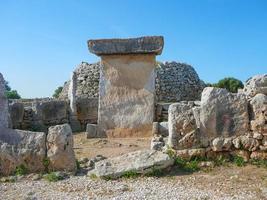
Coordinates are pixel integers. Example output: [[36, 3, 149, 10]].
[[73, 132, 151, 159]]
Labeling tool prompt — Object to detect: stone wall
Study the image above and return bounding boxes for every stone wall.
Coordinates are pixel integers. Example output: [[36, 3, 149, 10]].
[[59, 61, 205, 103], [152, 74, 267, 161], [8, 97, 98, 132], [155, 62, 205, 102], [59, 62, 100, 100]]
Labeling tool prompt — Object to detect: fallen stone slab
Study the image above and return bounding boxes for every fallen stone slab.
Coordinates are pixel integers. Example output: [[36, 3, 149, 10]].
[[88, 36, 164, 56], [0, 127, 46, 175], [88, 150, 173, 178]]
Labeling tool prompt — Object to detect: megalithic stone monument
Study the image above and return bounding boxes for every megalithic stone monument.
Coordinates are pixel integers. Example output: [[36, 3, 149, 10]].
[[88, 36, 164, 137]]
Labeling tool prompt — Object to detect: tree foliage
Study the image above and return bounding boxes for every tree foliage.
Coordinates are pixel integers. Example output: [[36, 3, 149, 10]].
[[208, 77, 244, 93], [53, 86, 63, 98], [4, 81, 21, 99]]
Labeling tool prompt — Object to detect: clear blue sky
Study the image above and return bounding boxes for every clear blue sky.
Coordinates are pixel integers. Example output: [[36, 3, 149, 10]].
[[0, 0, 266, 98]]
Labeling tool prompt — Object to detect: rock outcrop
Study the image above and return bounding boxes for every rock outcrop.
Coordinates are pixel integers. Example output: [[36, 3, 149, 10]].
[[88, 150, 173, 178], [243, 74, 267, 98]]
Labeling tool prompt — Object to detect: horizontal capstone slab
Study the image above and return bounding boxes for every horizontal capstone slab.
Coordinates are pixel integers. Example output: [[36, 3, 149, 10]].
[[88, 36, 164, 56]]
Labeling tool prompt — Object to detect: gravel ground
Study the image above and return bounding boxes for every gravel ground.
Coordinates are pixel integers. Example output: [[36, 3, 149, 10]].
[[1, 165, 267, 200]]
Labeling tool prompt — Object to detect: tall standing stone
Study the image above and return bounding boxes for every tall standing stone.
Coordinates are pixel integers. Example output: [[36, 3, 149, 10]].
[[0, 73, 9, 128], [68, 71, 81, 132], [88, 36, 164, 137]]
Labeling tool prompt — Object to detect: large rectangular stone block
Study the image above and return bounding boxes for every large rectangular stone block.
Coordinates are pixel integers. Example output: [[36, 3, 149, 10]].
[[98, 54, 156, 137], [88, 36, 163, 56]]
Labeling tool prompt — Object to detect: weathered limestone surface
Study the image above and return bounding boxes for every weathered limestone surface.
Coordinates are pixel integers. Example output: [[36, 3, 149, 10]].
[[0, 73, 9, 128], [243, 74, 267, 98], [249, 93, 267, 135], [76, 98, 98, 127], [68, 72, 81, 132], [88, 36, 164, 56], [47, 124, 76, 171], [8, 102, 24, 129], [88, 150, 173, 178], [200, 87, 249, 140], [168, 102, 204, 150], [0, 128, 46, 175], [89, 36, 163, 137]]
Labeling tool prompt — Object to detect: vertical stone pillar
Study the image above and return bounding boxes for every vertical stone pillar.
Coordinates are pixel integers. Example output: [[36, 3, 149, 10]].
[[88, 36, 164, 137], [0, 73, 9, 129], [68, 71, 81, 132]]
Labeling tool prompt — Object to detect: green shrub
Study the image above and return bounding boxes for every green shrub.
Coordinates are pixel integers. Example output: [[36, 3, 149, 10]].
[[44, 172, 63, 182], [209, 77, 244, 93], [174, 157, 200, 172], [15, 164, 28, 176], [43, 158, 50, 172], [76, 159, 81, 170], [53, 86, 63, 98], [146, 168, 164, 177], [121, 170, 139, 179], [231, 155, 245, 167], [6, 90, 21, 99], [4, 81, 21, 99], [89, 173, 98, 179], [250, 159, 267, 168]]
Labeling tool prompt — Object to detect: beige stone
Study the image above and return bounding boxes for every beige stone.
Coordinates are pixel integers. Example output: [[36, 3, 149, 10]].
[[97, 54, 157, 137], [47, 124, 76, 171], [250, 151, 267, 160], [175, 148, 206, 160]]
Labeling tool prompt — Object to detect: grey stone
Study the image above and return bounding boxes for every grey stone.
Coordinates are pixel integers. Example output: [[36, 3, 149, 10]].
[[200, 87, 249, 140], [151, 136, 165, 150], [0, 73, 9, 129], [86, 124, 98, 138], [88, 150, 173, 178], [232, 135, 259, 151], [152, 122, 159, 135], [211, 137, 232, 152], [155, 62, 205, 102], [47, 124, 76, 171], [8, 102, 24, 129], [158, 122, 168, 137], [88, 36, 164, 56]]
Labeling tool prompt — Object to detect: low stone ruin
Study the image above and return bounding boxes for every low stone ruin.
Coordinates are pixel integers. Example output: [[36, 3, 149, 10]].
[[8, 97, 98, 132], [152, 74, 267, 161], [0, 73, 76, 175]]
